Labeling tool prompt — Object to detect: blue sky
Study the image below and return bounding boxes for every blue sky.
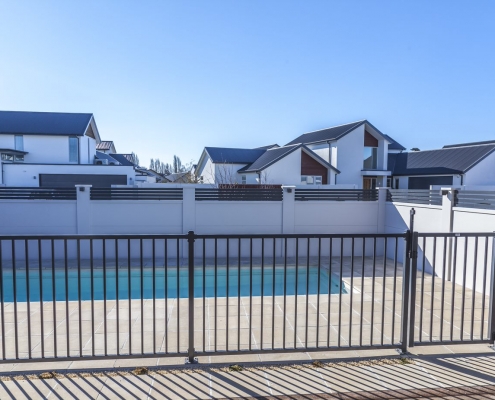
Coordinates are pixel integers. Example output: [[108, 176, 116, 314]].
[[0, 1, 494, 167]]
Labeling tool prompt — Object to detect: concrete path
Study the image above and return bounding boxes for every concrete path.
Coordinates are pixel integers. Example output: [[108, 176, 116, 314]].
[[0, 344, 494, 399]]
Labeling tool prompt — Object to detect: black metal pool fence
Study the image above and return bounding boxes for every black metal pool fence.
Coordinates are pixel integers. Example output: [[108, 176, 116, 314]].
[[0, 214, 493, 365]]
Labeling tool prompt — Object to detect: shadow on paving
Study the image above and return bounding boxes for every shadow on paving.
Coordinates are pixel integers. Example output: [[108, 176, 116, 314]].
[[0, 352, 494, 399]]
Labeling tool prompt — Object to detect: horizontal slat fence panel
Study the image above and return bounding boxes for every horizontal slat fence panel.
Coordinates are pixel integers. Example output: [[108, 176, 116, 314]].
[[0, 187, 76, 200], [90, 188, 183, 200], [195, 188, 283, 201], [456, 191, 495, 210], [387, 189, 442, 205], [295, 189, 378, 201]]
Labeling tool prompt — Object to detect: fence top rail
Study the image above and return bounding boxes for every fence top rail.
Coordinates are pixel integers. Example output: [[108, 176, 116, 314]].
[[0, 232, 409, 241], [192, 232, 408, 239], [91, 188, 183, 191], [417, 232, 495, 238], [0, 234, 189, 241]]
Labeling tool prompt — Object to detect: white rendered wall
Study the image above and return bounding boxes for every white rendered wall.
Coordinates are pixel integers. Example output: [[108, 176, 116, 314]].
[[0, 200, 77, 234], [464, 152, 495, 186], [263, 150, 301, 185], [2, 164, 135, 187], [306, 143, 329, 162], [333, 125, 365, 188]]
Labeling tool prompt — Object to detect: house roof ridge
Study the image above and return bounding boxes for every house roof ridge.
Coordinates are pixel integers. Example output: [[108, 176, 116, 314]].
[[302, 120, 366, 136]]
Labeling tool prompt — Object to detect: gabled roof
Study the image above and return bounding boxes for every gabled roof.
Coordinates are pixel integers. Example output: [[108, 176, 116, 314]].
[[238, 144, 340, 173], [390, 145, 495, 176], [109, 153, 136, 166], [285, 120, 366, 146], [384, 134, 406, 151], [204, 147, 266, 164], [95, 151, 121, 164], [0, 111, 93, 136], [255, 144, 280, 150], [96, 141, 115, 150], [443, 140, 495, 149]]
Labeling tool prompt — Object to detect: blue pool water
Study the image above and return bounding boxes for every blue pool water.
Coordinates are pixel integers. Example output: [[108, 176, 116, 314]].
[[0, 266, 345, 302]]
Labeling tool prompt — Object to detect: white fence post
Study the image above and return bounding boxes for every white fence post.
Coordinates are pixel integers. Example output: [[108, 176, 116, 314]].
[[182, 186, 196, 234], [282, 186, 295, 234], [441, 188, 455, 280], [75, 185, 92, 234], [377, 187, 388, 233]]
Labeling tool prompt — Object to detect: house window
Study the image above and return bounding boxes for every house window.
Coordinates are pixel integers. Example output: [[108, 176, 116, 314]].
[[69, 137, 79, 163], [386, 178, 392, 188], [363, 147, 378, 169], [14, 135, 23, 151], [301, 175, 322, 185], [395, 179, 399, 189], [1, 154, 13, 162], [241, 175, 246, 184]]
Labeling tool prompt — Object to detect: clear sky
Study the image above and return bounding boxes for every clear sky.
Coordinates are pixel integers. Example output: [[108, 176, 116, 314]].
[[0, 1, 494, 167]]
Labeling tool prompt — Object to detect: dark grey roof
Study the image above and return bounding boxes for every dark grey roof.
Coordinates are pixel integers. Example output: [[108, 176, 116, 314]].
[[285, 120, 366, 146], [96, 141, 114, 150], [255, 144, 279, 150], [384, 134, 406, 151], [238, 145, 299, 172], [205, 147, 266, 164], [443, 140, 495, 149], [0, 111, 93, 136], [391, 145, 495, 176], [95, 151, 121, 164], [109, 153, 136, 166], [239, 144, 340, 173], [0, 148, 28, 155]]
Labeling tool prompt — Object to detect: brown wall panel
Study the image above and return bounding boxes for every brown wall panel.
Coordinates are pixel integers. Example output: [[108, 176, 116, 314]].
[[301, 151, 328, 183]]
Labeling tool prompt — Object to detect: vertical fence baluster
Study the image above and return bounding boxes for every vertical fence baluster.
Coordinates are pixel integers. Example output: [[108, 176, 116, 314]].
[[360, 238, 365, 347], [164, 239, 168, 354], [450, 237, 458, 341], [64, 239, 69, 357], [226, 238, 229, 351], [316, 238, 321, 348], [103, 239, 107, 356], [272, 238, 276, 350], [214, 238, 217, 353], [128, 239, 132, 354], [338, 238, 343, 347], [381, 238, 386, 346], [460, 237, 468, 341], [51, 240, 56, 358], [91, 239, 95, 356], [38, 239, 44, 359], [481, 237, 489, 340], [237, 238, 241, 351], [25, 240, 31, 359], [305, 239, 310, 349], [78, 239, 82, 356], [489, 235, 495, 346], [349, 238, 355, 346], [470, 237, 478, 341], [176, 239, 180, 353], [152, 239, 156, 355], [283, 238, 287, 350], [429, 237, 436, 342], [0, 240, 3, 360], [294, 238, 299, 348], [249, 238, 253, 351], [391, 238, 398, 344], [419, 237, 426, 342], [440, 237, 447, 341], [261, 238, 264, 350], [370, 238, 376, 346], [187, 231, 195, 363], [140, 239, 144, 355], [116, 239, 120, 356], [203, 239, 206, 353], [327, 238, 333, 348]]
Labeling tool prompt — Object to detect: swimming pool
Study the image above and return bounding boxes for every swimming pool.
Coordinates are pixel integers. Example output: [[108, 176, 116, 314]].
[[0, 266, 345, 302]]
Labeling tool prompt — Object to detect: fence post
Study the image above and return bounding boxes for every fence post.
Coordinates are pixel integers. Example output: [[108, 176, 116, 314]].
[[489, 234, 495, 346], [401, 230, 412, 354], [377, 187, 387, 233], [441, 188, 455, 281], [408, 232, 419, 348], [186, 230, 197, 364], [75, 185, 92, 234]]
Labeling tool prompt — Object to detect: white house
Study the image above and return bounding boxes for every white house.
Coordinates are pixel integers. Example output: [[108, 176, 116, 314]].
[[389, 140, 495, 189], [195, 120, 403, 188], [0, 111, 136, 187], [285, 120, 406, 189], [195, 143, 340, 186]]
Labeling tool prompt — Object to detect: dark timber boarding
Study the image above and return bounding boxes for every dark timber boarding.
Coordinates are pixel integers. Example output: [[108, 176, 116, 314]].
[[0, 217, 493, 365]]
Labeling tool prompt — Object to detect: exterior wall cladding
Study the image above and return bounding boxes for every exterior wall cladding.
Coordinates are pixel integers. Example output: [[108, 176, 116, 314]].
[[301, 151, 328, 184]]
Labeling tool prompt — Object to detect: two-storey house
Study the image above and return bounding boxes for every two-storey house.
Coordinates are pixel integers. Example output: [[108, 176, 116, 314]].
[[0, 111, 136, 187]]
